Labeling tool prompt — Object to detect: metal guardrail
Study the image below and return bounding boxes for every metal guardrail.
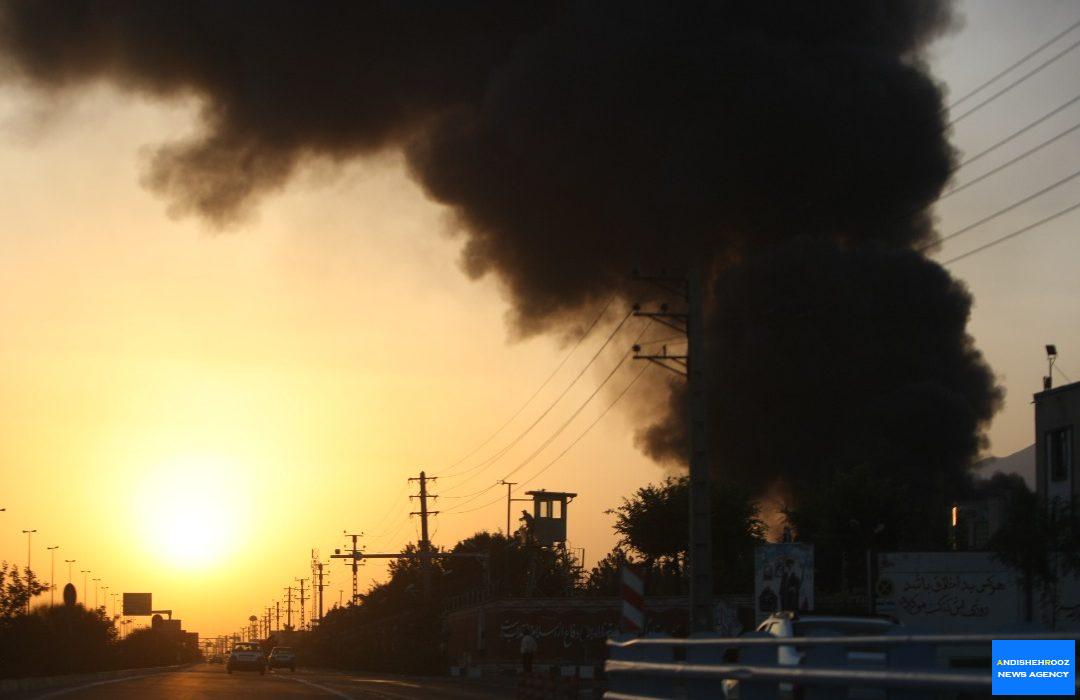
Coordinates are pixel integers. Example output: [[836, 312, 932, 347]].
[[604, 631, 1080, 699]]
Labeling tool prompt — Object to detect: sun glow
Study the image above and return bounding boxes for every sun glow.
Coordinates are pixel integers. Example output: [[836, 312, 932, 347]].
[[134, 455, 251, 569]]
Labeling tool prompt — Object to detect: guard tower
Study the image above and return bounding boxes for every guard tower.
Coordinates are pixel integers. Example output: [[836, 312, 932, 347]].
[[524, 490, 576, 547]]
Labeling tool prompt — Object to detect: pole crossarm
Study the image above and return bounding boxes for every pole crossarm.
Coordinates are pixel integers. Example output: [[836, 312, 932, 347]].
[[632, 352, 688, 377], [332, 551, 488, 561], [631, 309, 687, 334]]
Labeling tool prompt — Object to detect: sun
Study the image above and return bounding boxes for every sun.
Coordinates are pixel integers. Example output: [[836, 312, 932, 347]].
[[134, 454, 250, 569]]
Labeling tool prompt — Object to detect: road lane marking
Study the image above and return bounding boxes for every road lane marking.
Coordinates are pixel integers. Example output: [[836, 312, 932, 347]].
[[290, 676, 356, 698], [34, 670, 175, 698]]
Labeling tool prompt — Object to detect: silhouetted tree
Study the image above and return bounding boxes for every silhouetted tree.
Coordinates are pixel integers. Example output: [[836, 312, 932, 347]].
[[115, 627, 199, 668], [783, 464, 909, 594], [0, 563, 48, 621], [582, 547, 631, 596], [990, 490, 1080, 626], [608, 477, 766, 594]]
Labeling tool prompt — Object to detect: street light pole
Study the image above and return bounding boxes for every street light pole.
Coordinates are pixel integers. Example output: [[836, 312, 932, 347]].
[[47, 546, 59, 606], [81, 570, 90, 606], [92, 578, 100, 610], [65, 559, 76, 584], [21, 529, 37, 615]]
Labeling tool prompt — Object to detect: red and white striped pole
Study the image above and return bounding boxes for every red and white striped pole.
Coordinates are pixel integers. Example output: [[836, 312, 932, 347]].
[[620, 563, 645, 634]]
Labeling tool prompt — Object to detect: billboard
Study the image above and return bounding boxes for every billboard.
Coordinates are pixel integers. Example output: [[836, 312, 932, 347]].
[[755, 543, 814, 623], [876, 552, 1022, 632], [123, 592, 153, 616]]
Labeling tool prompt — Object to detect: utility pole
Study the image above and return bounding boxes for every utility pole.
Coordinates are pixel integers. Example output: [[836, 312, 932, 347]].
[[633, 267, 714, 632], [275, 600, 280, 632], [296, 578, 308, 630], [64, 559, 75, 583], [284, 586, 294, 631], [409, 470, 438, 599], [343, 532, 363, 605], [47, 545, 59, 607], [21, 529, 36, 614], [499, 481, 518, 535], [315, 561, 326, 623]]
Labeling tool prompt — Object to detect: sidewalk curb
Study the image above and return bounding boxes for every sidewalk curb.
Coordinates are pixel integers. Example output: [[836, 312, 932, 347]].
[[0, 663, 189, 695]]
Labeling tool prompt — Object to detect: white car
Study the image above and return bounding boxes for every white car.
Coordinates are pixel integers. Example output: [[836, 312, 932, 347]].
[[723, 611, 900, 699], [226, 642, 267, 675]]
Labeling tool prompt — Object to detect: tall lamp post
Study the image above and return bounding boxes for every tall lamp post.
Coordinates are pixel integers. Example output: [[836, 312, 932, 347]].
[[80, 570, 91, 606], [100, 586, 109, 613], [21, 529, 37, 615], [46, 546, 59, 606], [65, 559, 76, 583], [92, 579, 101, 610]]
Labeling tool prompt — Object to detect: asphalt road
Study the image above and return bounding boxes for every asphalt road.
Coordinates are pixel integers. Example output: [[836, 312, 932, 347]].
[[13, 664, 514, 699]]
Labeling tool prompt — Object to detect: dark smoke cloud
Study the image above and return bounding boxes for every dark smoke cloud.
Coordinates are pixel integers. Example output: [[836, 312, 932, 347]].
[[637, 237, 1003, 494], [0, 1, 1001, 499], [0, 1, 555, 222]]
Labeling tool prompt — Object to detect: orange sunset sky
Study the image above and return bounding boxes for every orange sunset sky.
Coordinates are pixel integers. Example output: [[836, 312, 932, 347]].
[[1, 0, 1080, 636]]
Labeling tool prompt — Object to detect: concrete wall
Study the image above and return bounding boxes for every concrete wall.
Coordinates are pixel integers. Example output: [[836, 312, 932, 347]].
[[1034, 381, 1080, 502]]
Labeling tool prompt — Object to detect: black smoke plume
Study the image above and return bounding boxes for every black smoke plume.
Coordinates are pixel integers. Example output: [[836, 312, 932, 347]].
[[0, 2, 1002, 503]]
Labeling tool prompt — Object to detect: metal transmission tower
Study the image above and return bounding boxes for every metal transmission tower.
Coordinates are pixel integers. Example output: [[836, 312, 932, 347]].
[[296, 578, 308, 630], [632, 267, 714, 632], [342, 532, 363, 604], [283, 586, 295, 631]]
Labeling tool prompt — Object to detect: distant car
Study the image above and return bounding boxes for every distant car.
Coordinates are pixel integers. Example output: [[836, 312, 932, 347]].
[[723, 611, 901, 700], [267, 646, 297, 671], [226, 642, 266, 675]]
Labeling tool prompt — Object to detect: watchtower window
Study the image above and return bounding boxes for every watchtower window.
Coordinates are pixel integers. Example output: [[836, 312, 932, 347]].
[[1048, 426, 1073, 482]]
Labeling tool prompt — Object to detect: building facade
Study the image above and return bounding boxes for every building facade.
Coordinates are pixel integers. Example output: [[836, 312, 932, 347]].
[[1034, 380, 1079, 502]]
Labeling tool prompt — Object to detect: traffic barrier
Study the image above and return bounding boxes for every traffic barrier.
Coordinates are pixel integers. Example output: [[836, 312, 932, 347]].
[[604, 632, 1080, 699]]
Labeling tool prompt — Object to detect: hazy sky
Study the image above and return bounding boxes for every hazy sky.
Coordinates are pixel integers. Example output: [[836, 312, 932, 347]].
[[1, 0, 1079, 636]]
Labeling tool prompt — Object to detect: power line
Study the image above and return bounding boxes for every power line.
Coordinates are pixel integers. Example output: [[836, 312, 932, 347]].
[[442, 491, 505, 516], [441, 483, 501, 499], [365, 479, 410, 536], [519, 361, 651, 490], [495, 322, 653, 486], [949, 34, 1080, 125], [955, 91, 1080, 171], [942, 197, 1080, 265], [447, 357, 652, 517], [948, 16, 1080, 109], [439, 296, 617, 478], [443, 321, 651, 514], [438, 310, 634, 492], [1055, 364, 1075, 384], [943, 118, 1080, 201], [927, 164, 1080, 251]]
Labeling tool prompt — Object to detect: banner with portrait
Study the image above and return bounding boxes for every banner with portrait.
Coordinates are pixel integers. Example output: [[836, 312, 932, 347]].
[[755, 543, 814, 623]]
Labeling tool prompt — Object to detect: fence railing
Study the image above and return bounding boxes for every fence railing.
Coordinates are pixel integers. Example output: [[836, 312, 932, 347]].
[[605, 631, 1080, 699]]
